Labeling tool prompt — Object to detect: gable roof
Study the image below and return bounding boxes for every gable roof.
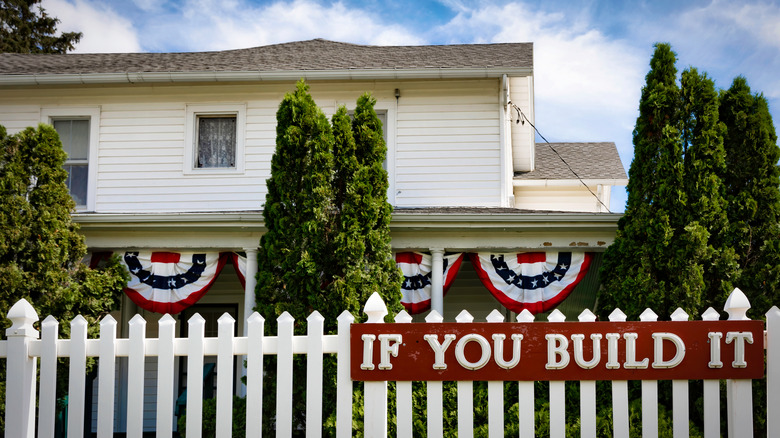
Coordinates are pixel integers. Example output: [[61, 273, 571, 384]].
[[0, 39, 533, 85], [514, 142, 627, 184]]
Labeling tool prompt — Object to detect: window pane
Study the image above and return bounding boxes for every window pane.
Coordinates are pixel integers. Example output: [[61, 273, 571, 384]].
[[53, 119, 89, 159], [64, 164, 88, 206], [197, 116, 236, 168]]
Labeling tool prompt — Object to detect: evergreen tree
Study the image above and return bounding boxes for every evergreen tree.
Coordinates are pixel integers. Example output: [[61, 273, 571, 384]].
[[721, 77, 780, 315], [0, 124, 128, 432], [679, 68, 738, 307], [0, 0, 81, 53], [599, 43, 707, 319]]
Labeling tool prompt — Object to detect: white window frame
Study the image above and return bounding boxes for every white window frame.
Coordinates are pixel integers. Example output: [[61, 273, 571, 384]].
[[41, 107, 100, 212], [184, 104, 246, 174]]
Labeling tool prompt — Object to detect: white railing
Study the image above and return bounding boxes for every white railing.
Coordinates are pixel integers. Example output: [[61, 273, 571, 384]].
[[2, 288, 779, 438]]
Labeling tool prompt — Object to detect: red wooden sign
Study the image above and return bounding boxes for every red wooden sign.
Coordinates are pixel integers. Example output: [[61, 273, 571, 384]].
[[350, 321, 764, 381]]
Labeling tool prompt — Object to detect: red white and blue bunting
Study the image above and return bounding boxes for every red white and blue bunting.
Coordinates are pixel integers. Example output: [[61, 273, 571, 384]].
[[470, 252, 592, 314], [397, 252, 464, 314], [123, 251, 229, 314]]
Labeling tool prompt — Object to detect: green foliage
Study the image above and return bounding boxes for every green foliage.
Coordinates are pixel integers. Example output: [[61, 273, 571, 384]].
[[177, 396, 247, 438], [0, 0, 81, 53], [255, 81, 401, 435], [0, 123, 128, 432]]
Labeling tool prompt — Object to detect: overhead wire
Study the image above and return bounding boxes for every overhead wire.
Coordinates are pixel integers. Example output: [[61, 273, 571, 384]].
[[508, 102, 613, 214]]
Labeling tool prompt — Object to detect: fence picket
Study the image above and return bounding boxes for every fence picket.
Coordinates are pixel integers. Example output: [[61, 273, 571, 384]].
[[608, 309, 629, 438], [547, 309, 566, 438], [38, 316, 58, 438], [395, 310, 414, 438], [486, 310, 505, 437], [246, 312, 265, 438], [516, 309, 535, 438], [724, 288, 754, 437], [701, 307, 721, 438], [577, 309, 598, 438], [306, 311, 325, 438], [216, 313, 236, 437], [455, 310, 474, 438], [768, 306, 780, 437], [97, 315, 118, 437], [669, 308, 690, 438], [336, 310, 354, 438], [5, 299, 38, 438], [126, 314, 147, 438], [156, 314, 176, 437], [277, 311, 295, 438], [186, 313, 206, 438], [639, 309, 659, 438], [67, 315, 88, 438], [363, 293, 389, 438], [425, 310, 445, 438]]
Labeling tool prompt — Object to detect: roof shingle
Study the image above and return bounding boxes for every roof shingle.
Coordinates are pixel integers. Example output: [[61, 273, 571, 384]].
[[514, 142, 627, 181], [0, 39, 533, 76]]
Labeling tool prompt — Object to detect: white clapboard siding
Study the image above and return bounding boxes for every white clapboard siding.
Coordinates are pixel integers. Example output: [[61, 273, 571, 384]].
[[509, 76, 534, 172], [0, 105, 40, 134], [514, 185, 605, 213]]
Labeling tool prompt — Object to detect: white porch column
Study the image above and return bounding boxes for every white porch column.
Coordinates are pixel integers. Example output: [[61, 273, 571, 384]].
[[240, 248, 258, 397], [430, 248, 445, 316], [243, 248, 259, 335]]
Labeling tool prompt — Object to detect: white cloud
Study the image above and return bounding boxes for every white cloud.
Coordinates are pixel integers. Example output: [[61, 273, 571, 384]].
[[43, 0, 142, 53]]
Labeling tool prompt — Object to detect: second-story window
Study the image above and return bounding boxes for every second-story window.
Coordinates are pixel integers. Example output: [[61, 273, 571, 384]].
[[52, 118, 89, 206], [196, 115, 236, 168]]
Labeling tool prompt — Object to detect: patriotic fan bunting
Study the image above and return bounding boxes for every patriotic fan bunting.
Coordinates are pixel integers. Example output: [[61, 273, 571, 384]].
[[397, 252, 464, 314], [231, 252, 247, 289], [469, 252, 592, 314], [123, 251, 228, 314]]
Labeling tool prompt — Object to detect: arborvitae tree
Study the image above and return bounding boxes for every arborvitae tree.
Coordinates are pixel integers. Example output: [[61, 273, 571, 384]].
[[599, 43, 707, 319], [0, 124, 127, 432], [721, 77, 780, 315], [679, 68, 738, 307], [0, 0, 82, 53]]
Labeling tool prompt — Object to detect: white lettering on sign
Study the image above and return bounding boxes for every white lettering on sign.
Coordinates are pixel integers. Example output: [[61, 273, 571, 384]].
[[378, 334, 403, 370], [606, 333, 621, 369], [493, 333, 524, 369], [652, 333, 685, 369], [360, 334, 376, 370], [708, 332, 723, 368], [726, 331, 753, 368], [571, 333, 601, 369], [424, 334, 456, 370], [545, 334, 570, 370], [455, 334, 492, 370], [623, 333, 649, 369]]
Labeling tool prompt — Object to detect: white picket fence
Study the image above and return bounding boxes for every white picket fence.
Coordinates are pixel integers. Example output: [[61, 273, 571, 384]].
[[2, 288, 780, 438]]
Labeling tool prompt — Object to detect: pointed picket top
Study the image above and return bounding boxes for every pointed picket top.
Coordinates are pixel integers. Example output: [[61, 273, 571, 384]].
[[187, 312, 206, 326], [41, 315, 59, 329], [639, 308, 658, 322], [394, 310, 413, 324], [129, 314, 146, 326], [364, 292, 388, 323], [608, 308, 627, 322], [308, 310, 325, 324], [218, 312, 235, 324], [277, 311, 295, 324], [578, 309, 597, 322], [486, 309, 505, 323], [247, 312, 264, 325], [725, 287, 751, 320], [670, 308, 689, 322], [516, 309, 534, 322], [337, 310, 355, 325], [455, 310, 474, 323], [100, 314, 117, 333], [547, 309, 566, 322], [6, 298, 38, 336], [425, 310, 443, 323], [158, 313, 176, 327], [701, 307, 720, 321], [767, 306, 780, 320], [71, 314, 88, 330]]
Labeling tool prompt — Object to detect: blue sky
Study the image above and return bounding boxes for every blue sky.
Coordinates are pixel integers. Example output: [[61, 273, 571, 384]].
[[43, 0, 780, 212]]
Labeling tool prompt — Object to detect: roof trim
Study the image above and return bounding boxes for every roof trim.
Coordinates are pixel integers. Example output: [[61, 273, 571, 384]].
[[513, 178, 628, 187], [0, 67, 533, 86]]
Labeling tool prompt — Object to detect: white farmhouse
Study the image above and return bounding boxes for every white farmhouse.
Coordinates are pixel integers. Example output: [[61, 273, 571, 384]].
[[0, 39, 626, 432]]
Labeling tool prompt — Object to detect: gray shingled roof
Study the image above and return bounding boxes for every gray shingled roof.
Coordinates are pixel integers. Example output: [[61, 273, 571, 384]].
[[514, 142, 627, 181], [0, 39, 533, 76]]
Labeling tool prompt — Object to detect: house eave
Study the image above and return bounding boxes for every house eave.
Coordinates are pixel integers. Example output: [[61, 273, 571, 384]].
[[512, 179, 628, 187], [0, 67, 533, 86]]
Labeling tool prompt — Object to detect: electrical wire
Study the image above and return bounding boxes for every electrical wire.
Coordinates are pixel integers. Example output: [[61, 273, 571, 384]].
[[508, 102, 613, 214]]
